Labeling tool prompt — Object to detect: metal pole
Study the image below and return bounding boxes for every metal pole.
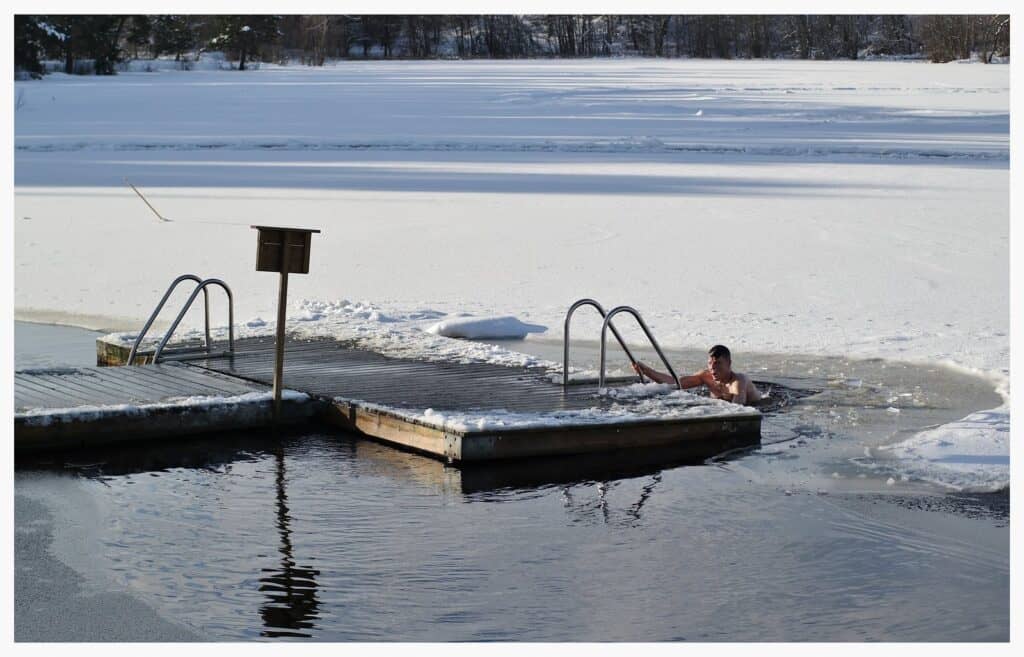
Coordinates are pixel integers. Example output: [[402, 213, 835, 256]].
[[273, 242, 291, 422], [203, 287, 211, 353]]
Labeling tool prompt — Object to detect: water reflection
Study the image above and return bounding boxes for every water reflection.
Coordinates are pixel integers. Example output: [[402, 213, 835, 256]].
[[15, 425, 1009, 641], [351, 434, 747, 498], [258, 447, 322, 638]]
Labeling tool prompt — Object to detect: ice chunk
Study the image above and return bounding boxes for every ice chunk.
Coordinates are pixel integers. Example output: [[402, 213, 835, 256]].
[[878, 405, 1009, 492], [426, 316, 547, 339]]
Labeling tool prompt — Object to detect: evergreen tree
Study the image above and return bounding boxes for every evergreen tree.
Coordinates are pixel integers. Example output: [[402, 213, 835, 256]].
[[210, 15, 281, 70], [82, 15, 129, 74], [14, 16, 50, 76], [152, 15, 199, 61], [124, 15, 152, 58]]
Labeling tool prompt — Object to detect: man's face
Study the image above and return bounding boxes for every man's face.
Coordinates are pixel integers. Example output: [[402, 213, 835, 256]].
[[708, 355, 731, 381]]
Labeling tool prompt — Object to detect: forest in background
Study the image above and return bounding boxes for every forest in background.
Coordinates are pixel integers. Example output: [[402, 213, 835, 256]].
[[14, 14, 1010, 77]]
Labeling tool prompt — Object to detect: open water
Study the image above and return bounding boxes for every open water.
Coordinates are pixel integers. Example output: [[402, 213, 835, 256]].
[[14, 323, 1008, 641]]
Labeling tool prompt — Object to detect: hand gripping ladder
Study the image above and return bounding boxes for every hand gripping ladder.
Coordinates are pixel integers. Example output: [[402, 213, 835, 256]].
[[563, 298, 680, 390], [127, 274, 235, 365], [598, 306, 680, 390]]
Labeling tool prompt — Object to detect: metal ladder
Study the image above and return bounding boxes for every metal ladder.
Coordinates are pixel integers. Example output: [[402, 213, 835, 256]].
[[562, 298, 681, 390], [127, 274, 235, 365]]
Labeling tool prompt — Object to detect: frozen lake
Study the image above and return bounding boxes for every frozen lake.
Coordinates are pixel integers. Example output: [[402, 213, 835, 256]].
[[14, 59, 1008, 373], [13, 59, 1010, 640]]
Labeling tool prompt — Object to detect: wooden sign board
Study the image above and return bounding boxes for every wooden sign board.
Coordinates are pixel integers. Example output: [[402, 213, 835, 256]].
[[252, 226, 320, 274]]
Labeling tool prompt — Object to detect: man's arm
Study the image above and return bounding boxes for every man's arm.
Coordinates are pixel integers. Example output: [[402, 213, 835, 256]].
[[678, 373, 705, 389], [634, 362, 704, 388]]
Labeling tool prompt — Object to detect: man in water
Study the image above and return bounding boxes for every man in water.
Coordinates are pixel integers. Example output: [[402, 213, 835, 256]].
[[632, 344, 762, 405]]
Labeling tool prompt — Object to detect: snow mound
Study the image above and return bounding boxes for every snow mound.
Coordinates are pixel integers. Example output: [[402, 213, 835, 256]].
[[425, 316, 547, 339], [598, 382, 675, 399], [877, 405, 1009, 492]]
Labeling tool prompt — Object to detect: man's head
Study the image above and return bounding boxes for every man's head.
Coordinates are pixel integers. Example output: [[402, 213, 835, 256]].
[[707, 344, 732, 381]]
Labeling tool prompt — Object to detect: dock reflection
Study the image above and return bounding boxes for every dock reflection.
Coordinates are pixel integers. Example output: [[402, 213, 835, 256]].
[[354, 431, 755, 496], [24, 424, 754, 498], [17, 425, 753, 629], [258, 446, 322, 638]]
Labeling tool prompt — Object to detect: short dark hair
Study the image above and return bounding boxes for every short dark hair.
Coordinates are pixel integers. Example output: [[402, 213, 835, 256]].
[[708, 344, 731, 360]]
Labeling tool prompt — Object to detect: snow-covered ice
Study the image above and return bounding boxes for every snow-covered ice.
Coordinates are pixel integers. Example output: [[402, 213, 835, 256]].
[[877, 405, 1010, 492], [13, 60, 1008, 490]]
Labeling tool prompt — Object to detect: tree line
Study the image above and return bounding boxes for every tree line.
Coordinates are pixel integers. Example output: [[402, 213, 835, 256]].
[[15, 15, 1010, 77]]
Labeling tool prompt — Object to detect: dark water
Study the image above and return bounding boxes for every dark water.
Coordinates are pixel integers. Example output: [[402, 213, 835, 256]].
[[14, 322, 1009, 641]]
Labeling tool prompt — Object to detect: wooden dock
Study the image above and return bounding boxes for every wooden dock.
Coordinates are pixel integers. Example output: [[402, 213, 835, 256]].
[[14, 362, 320, 451], [15, 336, 762, 461]]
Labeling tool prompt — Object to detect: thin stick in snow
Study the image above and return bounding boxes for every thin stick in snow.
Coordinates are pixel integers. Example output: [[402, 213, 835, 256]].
[[125, 178, 172, 222]]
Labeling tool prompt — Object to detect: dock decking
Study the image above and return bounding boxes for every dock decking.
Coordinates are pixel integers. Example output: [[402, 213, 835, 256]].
[[14, 362, 319, 451], [16, 336, 762, 461]]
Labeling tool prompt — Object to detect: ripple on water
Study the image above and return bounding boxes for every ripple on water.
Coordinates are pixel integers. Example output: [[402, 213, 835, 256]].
[[17, 427, 1004, 641]]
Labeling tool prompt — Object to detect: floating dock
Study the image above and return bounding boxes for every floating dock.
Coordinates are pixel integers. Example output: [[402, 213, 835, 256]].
[[15, 336, 762, 461], [14, 362, 319, 451]]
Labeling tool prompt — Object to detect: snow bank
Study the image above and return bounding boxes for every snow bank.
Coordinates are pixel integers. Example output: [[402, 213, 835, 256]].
[[878, 406, 1009, 493], [101, 299, 560, 372], [426, 315, 546, 339]]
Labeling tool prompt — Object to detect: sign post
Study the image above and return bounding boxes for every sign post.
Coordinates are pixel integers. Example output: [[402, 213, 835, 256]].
[[251, 226, 320, 421]]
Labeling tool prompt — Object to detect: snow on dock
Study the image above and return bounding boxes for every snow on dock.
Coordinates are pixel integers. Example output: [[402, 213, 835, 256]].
[[44, 335, 761, 462]]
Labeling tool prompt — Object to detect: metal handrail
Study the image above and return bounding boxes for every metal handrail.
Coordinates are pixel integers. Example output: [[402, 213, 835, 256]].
[[563, 298, 643, 387], [127, 274, 209, 365], [599, 306, 681, 390], [153, 279, 235, 363]]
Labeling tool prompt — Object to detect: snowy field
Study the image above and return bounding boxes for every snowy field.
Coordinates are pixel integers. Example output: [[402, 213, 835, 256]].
[[13, 59, 1009, 489]]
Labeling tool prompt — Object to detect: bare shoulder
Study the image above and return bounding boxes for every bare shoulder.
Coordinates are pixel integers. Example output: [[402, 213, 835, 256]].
[[736, 372, 763, 400]]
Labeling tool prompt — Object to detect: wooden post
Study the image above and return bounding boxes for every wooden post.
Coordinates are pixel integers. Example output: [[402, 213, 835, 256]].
[[273, 241, 291, 422], [251, 225, 320, 423]]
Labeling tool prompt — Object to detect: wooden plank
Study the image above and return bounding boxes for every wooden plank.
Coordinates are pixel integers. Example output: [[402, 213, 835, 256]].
[[19, 365, 267, 410], [126, 364, 261, 397], [194, 344, 600, 414], [84, 364, 198, 397], [96, 366, 207, 398], [327, 400, 761, 463], [458, 416, 761, 461], [324, 402, 451, 459], [13, 385, 61, 411], [15, 373, 106, 407], [29, 369, 160, 403]]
